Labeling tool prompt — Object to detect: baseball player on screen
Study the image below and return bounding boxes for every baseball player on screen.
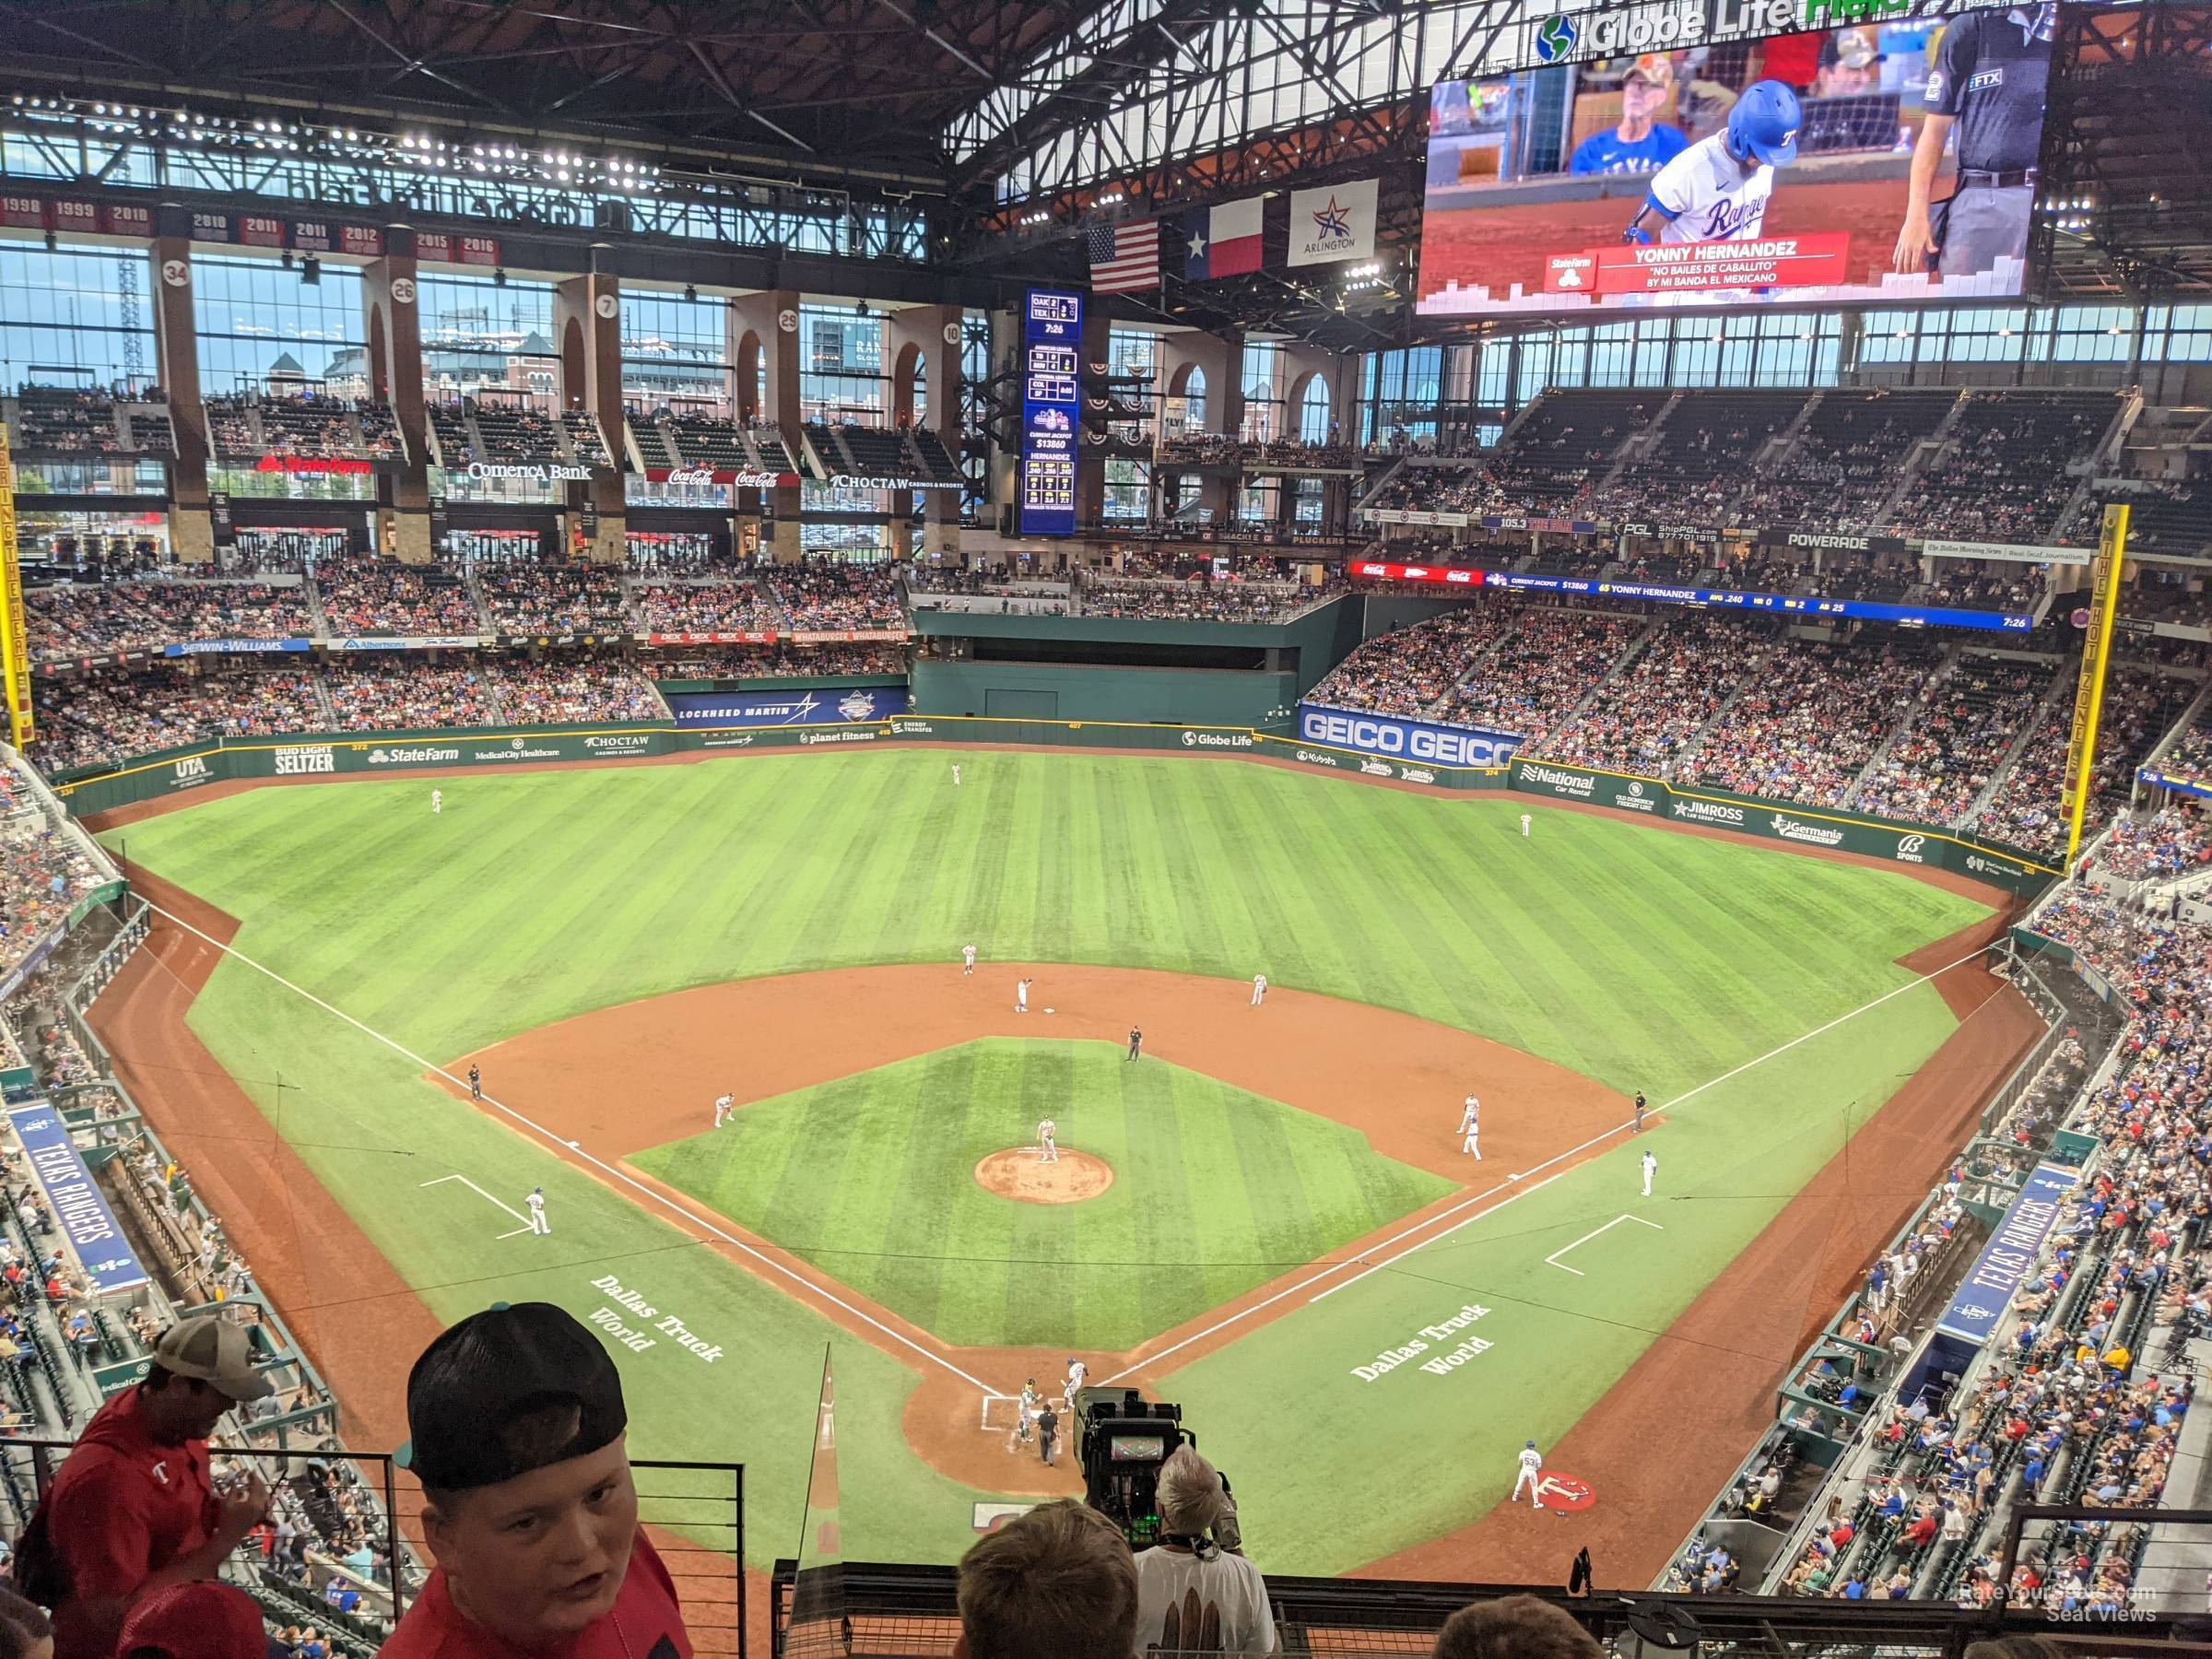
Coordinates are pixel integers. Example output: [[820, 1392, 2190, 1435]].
[[1892, 5, 2054, 281], [1621, 80, 1801, 247]]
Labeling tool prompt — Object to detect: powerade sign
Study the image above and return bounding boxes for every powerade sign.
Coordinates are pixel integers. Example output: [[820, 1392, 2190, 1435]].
[[1298, 704, 1523, 769], [667, 687, 911, 728], [8, 1103, 148, 1296], [1020, 288, 1081, 536]]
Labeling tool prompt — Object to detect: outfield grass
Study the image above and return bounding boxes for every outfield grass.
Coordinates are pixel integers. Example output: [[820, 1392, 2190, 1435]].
[[104, 750, 1992, 1569], [633, 1038, 1455, 1349]]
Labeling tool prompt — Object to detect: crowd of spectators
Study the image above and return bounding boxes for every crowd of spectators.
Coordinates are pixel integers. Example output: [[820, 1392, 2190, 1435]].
[[1890, 396, 2114, 546], [28, 579, 315, 657], [484, 660, 662, 724], [769, 559, 906, 630], [476, 561, 635, 632], [1308, 603, 1519, 719], [313, 558, 484, 637], [0, 818, 105, 983], [11, 387, 127, 456], [632, 577, 787, 634], [34, 670, 323, 771], [2098, 803, 2212, 884], [1435, 607, 1644, 740], [1738, 395, 1951, 532], [652, 642, 904, 678], [1974, 666, 2199, 858], [1081, 571, 1324, 622], [1679, 635, 1940, 806], [320, 661, 500, 730], [1853, 657, 2053, 826], [1535, 617, 1751, 774], [1924, 561, 2049, 614]]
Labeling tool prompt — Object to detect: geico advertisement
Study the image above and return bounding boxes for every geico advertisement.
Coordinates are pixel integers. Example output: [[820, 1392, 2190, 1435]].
[[1297, 705, 1522, 769]]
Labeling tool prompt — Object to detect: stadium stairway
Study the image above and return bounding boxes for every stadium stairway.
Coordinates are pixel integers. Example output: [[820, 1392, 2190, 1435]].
[[1963, 668, 2074, 829], [1868, 392, 1971, 532], [1840, 644, 1962, 810]]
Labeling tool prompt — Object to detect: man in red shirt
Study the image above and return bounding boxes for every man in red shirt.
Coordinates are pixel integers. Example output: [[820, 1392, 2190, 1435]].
[[385, 1303, 691, 1659], [22, 1315, 274, 1659]]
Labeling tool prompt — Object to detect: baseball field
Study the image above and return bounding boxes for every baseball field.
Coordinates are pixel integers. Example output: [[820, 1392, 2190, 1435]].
[[86, 747, 2037, 1583]]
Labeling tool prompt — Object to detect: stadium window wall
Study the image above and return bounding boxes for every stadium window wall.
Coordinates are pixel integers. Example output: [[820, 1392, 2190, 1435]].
[[959, 312, 991, 523], [0, 240, 163, 497], [194, 253, 374, 502], [418, 271, 561, 504], [1299, 378, 1332, 443], [623, 287, 736, 510], [799, 302, 893, 559], [1241, 340, 1283, 442]]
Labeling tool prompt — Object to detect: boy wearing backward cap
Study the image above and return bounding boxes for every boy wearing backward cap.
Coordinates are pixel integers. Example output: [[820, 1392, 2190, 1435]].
[[383, 1302, 693, 1659]]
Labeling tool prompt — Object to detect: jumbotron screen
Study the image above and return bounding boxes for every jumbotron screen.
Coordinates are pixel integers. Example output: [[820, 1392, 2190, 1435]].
[[1416, 5, 2085, 319]]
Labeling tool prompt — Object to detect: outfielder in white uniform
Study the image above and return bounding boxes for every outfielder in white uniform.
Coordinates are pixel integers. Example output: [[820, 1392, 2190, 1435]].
[[431, 788, 442, 816], [712, 1092, 735, 1128], [1512, 1441, 1544, 1508], [962, 944, 976, 975], [1460, 1096, 1481, 1159], [1037, 1119, 1058, 1162], [1520, 813, 1531, 838], [1251, 973, 1267, 1006], [1642, 1148, 1658, 1197], [953, 764, 961, 786], [525, 1185, 549, 1235]]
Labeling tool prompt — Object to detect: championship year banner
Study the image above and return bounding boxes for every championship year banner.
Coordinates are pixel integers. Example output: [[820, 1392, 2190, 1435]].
[[7, 1103, 148, 1296]]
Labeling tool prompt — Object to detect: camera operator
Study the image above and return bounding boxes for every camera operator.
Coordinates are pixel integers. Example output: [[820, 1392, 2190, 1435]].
[[1130, 1446, 1275, 1654]]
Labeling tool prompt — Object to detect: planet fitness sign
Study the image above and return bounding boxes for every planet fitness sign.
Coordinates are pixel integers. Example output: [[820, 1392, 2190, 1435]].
[[7, 1104, 149, 1296], [1297, 703, 1523, 770]]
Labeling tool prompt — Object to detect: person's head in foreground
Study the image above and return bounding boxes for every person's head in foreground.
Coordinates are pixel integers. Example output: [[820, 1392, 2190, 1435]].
[[1155, 1444, 1239, 1553], [1433, 1594, 1602, 1659], [117, 1581, 273, 1659], [0, 1586, 51, 1659], [955, 1500, 1137, 1659], [394, 1301, 688, 1658]]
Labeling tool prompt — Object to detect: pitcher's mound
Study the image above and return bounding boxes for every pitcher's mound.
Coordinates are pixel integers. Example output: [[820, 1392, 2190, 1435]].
[[975, 1147, 1114, 1206]]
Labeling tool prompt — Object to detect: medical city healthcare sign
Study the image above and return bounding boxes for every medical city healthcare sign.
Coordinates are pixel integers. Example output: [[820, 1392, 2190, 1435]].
[[1298, 703, 1523, 769]]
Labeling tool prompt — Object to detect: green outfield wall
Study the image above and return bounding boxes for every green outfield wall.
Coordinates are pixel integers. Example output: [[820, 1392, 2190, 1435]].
[[910, 661, 1300, 726], [49, 714, 2058, 896]]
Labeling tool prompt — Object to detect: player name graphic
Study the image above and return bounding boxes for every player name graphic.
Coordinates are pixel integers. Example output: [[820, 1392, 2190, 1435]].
[[1548, 230, 1852, 297]]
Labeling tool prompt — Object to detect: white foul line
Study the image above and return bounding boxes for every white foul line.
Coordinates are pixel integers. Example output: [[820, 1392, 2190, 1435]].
[[420, 1172, 535, 1239], [145, 900, 999, 1395], [1104, 936, 1997, 1381], [1544, 1213, 1663, 1277]]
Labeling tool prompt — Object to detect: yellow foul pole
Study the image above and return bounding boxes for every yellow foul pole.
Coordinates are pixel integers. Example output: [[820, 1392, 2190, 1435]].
[[2062, 502, 2129, 867], [0, 421, 31, 750]]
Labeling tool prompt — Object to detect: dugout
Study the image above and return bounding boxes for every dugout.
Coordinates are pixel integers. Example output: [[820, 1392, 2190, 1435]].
[[908, 595, 1359, 727]]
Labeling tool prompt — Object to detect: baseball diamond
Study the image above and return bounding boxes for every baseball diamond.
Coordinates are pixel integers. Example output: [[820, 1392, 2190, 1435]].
[[89, 749, 2018, 1574]]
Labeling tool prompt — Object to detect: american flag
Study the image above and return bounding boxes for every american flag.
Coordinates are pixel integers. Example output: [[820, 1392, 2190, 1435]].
[[1087, 220, 1159, 294]]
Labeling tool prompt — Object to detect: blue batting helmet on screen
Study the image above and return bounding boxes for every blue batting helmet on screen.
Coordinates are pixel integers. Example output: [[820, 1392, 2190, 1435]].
[[1727, 80, 1801, 167]]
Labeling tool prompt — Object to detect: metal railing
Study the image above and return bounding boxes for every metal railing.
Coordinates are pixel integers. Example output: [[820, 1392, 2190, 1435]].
[[771, 1559, 2205, 1658], [6, 1439, 745, 1656]]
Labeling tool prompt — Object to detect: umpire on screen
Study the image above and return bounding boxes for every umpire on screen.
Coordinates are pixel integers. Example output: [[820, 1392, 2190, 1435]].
[[1893, 4, 2054, 281]]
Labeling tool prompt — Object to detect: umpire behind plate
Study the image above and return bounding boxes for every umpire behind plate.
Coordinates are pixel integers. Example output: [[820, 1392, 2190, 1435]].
[[1892, 4, 2055, 281]]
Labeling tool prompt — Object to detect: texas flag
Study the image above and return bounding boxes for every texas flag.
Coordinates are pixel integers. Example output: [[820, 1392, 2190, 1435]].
[[1184, 196, 1264, 280]]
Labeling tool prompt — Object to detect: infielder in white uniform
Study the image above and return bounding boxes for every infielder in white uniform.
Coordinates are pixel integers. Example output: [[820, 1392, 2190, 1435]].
[[962, 943, 976, 975], [712, 1092, 735, 1128], [1016, 976, 1030, 1014], [524, 1185, 549, 1235], [1037, 1118, 1057, 1163], [1251, 972, 1267, 1006], [1459, 1096, 1481, 1159], [431, 788, 442, 816], [1520, 813, 1531, 838], [1512, 1440, 1544, 1507], [1642, 1148, 1658, 1197]]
